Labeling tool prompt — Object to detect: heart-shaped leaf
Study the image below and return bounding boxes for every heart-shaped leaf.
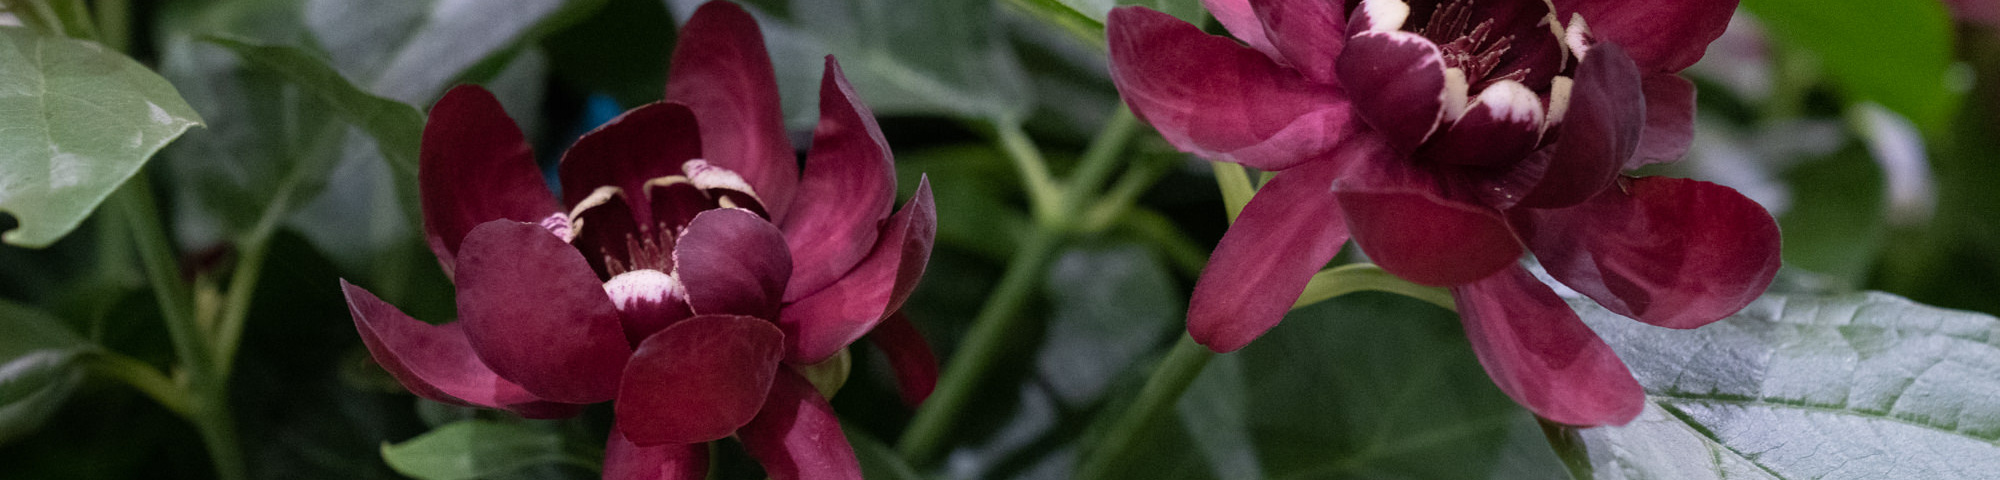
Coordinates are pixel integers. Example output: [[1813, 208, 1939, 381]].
[[0, 28, 202, 247]]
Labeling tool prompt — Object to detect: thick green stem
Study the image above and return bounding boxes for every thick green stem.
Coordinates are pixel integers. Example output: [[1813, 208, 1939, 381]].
[[898, 227, 1065, 464], [1061, 107, 1141, 211], [1210, 163, 1256, 224], [1073, 334, 1214, 480], [994, 120, 1066, 227], [115, 177, 248, 480]]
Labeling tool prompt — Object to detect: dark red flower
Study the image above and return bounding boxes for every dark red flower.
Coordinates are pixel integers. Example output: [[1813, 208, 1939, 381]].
[[341, 2, 937, 478], [1109, 0, 1778, 426]]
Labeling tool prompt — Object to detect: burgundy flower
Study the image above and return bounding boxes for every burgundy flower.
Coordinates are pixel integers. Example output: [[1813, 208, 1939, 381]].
[[341, 2, 936, 478], [1109, 0, 1779, 425]]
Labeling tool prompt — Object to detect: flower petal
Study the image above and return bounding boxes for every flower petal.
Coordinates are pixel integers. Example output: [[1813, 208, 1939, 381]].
[[1188, 158, 1349, 353], [604, 428, 709, 480], [1556, 0, 1738, 73], [455, 220, 631, 404], [777, 179, 935, 364], [1334, 144, 1522, 287], [667, 1, 798, 221], [556, 102, 704, 228], [1629, 73, 1695, 168], [1203, 0, 1281, 59], [1452, 265, 1644, 426], [1336, 30, 1447, 153], [419, 85, 562, 278], [341, 280, 582, 419], [738, 369, 864, 480], [1513, 176, 1780, 329], [1515, 42, 1643, 209], [616, 315, 785, 445], [604, 269, 696, 346], [1417, 80, 1546, 168], [1251, 0, 1346, 84], [866, 312, 938, 407], [780, 57, 896, 299], [674, 209, 792, 320], [1107, 6, 1354, 171]]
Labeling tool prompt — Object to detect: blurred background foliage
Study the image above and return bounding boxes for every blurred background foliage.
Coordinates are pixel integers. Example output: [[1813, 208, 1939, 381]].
[[1, 0, 1999, 478]]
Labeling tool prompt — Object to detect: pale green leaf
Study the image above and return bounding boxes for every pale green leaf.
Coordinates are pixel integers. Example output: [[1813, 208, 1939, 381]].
[[0, 28, 202, 247], [380, 420, 592, 480], [1580, 291, 2000, 479]]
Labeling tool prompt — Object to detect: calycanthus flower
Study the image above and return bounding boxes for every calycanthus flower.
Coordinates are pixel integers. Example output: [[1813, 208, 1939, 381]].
[[1109, 0, 1779, 425], [339, 2, 937, 478]]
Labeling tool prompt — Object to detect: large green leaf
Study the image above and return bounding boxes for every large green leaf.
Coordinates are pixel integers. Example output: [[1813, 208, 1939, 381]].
[[380, 420, 594, 480], [1743, 0, 1959, 135], [677, 0, 1033, 124], [369, 0, 604, 104], [0, 28, 202, 247], [1232, 292, 1548, 479], [1038, 244, 1182, 405], [1578, 291, 2000, 478]]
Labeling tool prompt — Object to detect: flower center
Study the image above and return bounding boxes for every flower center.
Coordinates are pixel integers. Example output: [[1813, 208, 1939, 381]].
[[564, 159, 768, 279], [1420, 0, 1523, 90]]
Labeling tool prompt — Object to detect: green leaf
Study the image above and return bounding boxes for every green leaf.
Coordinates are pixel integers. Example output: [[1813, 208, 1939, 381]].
[[0, 28, 203, 248], [202, 37, 425, 187], [380, 420, 593, 480], [695, 0, 1033, 123], [1743, 0, 1960, 134], [1235, 292, 1543, 479], [1052, 0, 1205, 25], [1578, 291, 2000, 479], [1038, 244, 1182, 405], [369, 0, 606, 104], [1776, 145, 1887, 288], [0, 299, 90, 445]]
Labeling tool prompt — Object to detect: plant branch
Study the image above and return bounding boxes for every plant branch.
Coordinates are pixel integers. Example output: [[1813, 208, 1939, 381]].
[[1073, 334, 1214, 480]]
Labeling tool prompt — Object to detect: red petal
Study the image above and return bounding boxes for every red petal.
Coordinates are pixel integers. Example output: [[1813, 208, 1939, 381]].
[[1515, 42, 1643, 209], [419, 85, 561, 278], [1188, 157, 1350, 353], [1203, 0, 1281, 59], [1107, 6, 1354, 171], [1336, 30, 1447, 153], [1556, 0, 1738, 73], [1335, 148, 1522, 287], [780, 57, 897, 299], [556, 102, 704, 228], [1251, 0, 1346, 84], [454, 221, 631, 404], [603, 428, 709, 480], [866, 312, 939, 407], [667, 1, 798, 221], [616, 315, 785, 445], [674, 209, 792, 320], [777, 179, 935, 364], [1513, 177, 1780, 329], [1452, 265, 1644, 426], [603, 270, 697, 346], [1629, 73, 1695, 168], [341, 280, 582, 419], [738, 369, 864, 480], [1418, 80, 1547, 168]]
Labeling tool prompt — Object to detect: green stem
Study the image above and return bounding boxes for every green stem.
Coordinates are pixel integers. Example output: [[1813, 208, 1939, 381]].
[[1060, 107, 1141, 212], [1073, 334, 1214, 480], [115, 176, 249, 480], [1078, 154, 1169, 233], [1210, 162, 1256, 224], [0, 0, 64, 36], [898, 226, 1065, 464], [94, 0, 127, 52], [84, 352, 192, 418], [116, 178, 206, 375], [994, 119, 1065, 227]]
